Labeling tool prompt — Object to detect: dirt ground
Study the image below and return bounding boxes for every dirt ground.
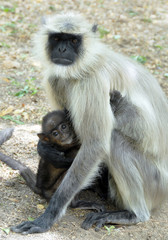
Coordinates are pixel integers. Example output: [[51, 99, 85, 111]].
[[0, 0, 168, 239]]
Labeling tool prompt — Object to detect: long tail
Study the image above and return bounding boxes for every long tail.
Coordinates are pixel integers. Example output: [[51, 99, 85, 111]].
[[0, 128, 14, 145], [0, 128, 41, 195]]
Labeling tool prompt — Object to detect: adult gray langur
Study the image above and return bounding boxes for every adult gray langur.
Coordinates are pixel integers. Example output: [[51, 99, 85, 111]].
[[11, 12, 168, 234]]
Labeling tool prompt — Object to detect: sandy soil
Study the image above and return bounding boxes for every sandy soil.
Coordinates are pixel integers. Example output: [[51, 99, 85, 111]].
[[0, 0, 168, 239]]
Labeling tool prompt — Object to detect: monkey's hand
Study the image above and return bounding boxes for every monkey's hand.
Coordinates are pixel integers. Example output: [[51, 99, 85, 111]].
[[10, 213, 53, 234], [37, 140, 73, 168]]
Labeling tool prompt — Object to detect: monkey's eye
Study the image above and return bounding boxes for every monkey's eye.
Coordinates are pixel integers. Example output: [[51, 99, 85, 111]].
[[71, 38, 78, 44], [52, 131, 59, 136], [61, 124, 67, 130], [54, 37, 59, 41]]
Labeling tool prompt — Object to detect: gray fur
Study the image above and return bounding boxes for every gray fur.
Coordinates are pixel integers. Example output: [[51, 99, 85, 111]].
[[11, 12, 168, 233], [0, 128, 14, 145]]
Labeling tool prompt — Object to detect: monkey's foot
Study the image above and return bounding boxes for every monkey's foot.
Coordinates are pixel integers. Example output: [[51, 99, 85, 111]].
[[10, 218, 50, 234], [81, 210, 137, 231]]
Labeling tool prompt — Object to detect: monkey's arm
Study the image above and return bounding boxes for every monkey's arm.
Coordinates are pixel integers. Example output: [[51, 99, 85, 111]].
[[37, 140, 74, 168], [110, 90, 137, 122], [110, 91, 142, 142]]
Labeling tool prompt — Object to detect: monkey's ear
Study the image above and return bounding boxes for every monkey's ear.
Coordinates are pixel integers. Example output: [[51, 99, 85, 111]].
[[92, 24, 98, 33], [37, 133, 49, 142]]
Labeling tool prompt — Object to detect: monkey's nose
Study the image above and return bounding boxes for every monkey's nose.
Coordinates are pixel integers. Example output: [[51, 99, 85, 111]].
[[59, 47, 66, 53]]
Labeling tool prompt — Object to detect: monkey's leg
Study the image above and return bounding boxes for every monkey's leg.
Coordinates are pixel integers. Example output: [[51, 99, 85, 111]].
[[82, 130, 150, 230], [0, 152, 41, 195], [82, 210, 137, 230]]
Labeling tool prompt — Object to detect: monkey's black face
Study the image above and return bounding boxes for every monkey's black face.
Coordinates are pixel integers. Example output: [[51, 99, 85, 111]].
[[38, 122, 76, 147], [50, 122, 75, 145], [47, 33, 82, 66]]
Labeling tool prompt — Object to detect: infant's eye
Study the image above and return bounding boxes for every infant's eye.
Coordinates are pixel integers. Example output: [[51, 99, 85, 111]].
[[52, 131, 58, 136], [61, 124, 67, 130], [55, 37, 59, 41]]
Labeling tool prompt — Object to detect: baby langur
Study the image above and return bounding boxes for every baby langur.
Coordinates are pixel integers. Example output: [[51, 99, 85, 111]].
[[36, 109, 80, 200], [11, 13, 168, 234]]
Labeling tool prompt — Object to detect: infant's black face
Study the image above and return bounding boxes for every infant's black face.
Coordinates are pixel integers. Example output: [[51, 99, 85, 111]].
[[40, 110, 77, 147], [49, 121, 76, 146]]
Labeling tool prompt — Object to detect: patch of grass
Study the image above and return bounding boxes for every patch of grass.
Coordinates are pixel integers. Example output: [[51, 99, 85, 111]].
[[164, 73, 168, 78], [28, 24, 37, 29], [49, 5, 56, 11], [98, 26, 110, 38], [0, 6, 15, 13], [0, 42, 10, 48], [15, 85, 31, 97], [131, 55, 147, 64], [0, 22, 18, 34], [0, 26, 6, 32], [104, 225, 115, 235], [142, 18, 152, 23], [6, 22, 18, 35], [5, 22, 16, 29], [11, 78, 22, 87], [28, 217, 35, 221], [14, 77, 38, 97], [98, 0, 105, 8], [127, 9, 139, 17], [0, 115, 24, 125], [154, 45, 163, 50], [0, 227, 10, 235]]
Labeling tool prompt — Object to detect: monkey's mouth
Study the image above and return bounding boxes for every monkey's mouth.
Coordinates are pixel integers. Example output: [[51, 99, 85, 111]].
[[62, 137, 73, 144], [52, 58, 73, 66]]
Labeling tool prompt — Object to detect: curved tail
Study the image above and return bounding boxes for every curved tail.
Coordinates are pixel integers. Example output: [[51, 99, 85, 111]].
[[0, 128, 41, 195]]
